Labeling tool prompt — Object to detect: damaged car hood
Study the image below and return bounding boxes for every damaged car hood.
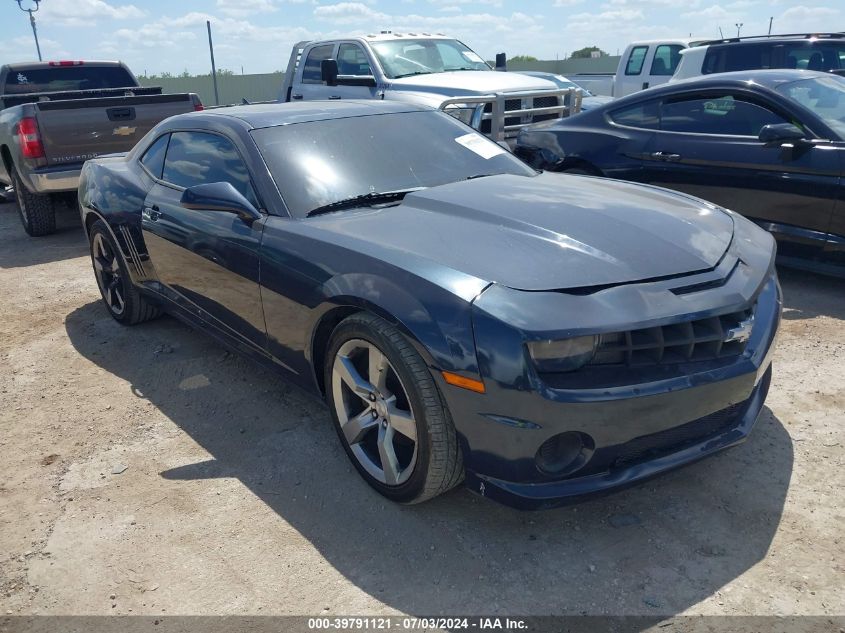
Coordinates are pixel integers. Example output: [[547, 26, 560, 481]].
[[307, 173, 734, 291]]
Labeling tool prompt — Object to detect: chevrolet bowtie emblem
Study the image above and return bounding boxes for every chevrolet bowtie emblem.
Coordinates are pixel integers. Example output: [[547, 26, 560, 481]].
[[112, 126, 137, 136], [724, 315, 754, 344]]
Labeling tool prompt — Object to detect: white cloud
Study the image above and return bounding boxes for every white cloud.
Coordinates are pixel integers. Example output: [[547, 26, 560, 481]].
[[39, 0, 145, 26], [313, 3, 390, 24], [216, 0, 278, 18]]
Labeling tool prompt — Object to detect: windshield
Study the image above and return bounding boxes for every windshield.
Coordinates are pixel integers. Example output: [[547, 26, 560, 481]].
[[3, 66, 136, 94], [370, 38, 490, 79], [775, 75, 845, 138], [252, 110, 535, 218]]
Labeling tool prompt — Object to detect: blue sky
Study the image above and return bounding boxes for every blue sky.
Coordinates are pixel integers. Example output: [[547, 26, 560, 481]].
[[1, 0, 842, 75]]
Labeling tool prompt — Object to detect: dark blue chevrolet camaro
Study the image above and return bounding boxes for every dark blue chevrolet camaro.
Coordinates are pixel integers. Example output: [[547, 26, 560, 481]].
[[78, 100, 781, 509], [515, 70, 845, 277]]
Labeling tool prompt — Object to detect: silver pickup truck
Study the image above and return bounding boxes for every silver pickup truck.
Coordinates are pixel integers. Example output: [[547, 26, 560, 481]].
[[0, 60, 202, 236], [280, 33, 579, 142]]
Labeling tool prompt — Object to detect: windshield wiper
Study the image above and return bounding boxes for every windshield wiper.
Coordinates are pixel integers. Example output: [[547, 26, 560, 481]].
[[393, 71, 432, 79], [464, 173, 501, 181], [306, 188, 425, 217], [444, 67, 477, 72]]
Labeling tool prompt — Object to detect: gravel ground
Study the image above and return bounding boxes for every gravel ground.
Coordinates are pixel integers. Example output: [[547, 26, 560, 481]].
[[0, 201, 842, 619]]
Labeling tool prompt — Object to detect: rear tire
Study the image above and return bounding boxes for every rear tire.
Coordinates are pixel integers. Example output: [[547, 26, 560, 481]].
[[13, 169, 56, 237], [89, 219, 160, 325], [325, 313, 464, 504]]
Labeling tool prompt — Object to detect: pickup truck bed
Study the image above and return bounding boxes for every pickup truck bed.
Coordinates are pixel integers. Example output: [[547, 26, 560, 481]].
[[0, 61, 201, 236]]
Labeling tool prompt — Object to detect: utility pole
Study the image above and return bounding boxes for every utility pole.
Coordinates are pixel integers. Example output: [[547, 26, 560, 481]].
[[15, 0, 42, 62], [207, 20, 220, 106], [735, 23, 743, 38]]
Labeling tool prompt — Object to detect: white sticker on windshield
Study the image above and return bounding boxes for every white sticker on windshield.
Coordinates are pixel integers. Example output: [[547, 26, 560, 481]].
[[462, 51, 484, 63], [455, 133, 505, 160]]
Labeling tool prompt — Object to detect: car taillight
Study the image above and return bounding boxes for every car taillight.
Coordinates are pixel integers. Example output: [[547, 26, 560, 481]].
[[48, 60, 84, 66], [18, 117, 45, 159], [194, 103, 204, 111]]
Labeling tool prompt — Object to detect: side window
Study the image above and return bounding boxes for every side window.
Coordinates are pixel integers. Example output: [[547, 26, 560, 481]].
[[651, 45, 684, 76], [336, 43, 372, 76], [625, 46, 649, 76], [608, 99, 660, 129], [162, 132, 258, 207], [660, 94, 789, 136], [302, 44, 334, 84], [140, 133, 169, 179]]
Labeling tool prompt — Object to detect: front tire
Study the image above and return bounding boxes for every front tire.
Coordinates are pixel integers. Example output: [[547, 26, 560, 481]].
[[13, 169, 56, 237], [325, 313, 463, 504], [89, 220, 160, 325]]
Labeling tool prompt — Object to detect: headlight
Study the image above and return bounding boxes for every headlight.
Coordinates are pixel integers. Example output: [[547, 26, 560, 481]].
[[444, 104, 483, 128], [527, 335, 597, 372]]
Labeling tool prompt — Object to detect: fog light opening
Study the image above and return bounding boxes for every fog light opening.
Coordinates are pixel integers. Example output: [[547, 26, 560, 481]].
[[535, 432, 595, 476]]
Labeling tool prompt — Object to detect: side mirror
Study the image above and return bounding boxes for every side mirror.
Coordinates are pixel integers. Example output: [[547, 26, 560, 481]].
[[321, 59, 339, 87], [758, 123, 806, 146], [180, 182, 261, 223], [495, 52, 507, 72]]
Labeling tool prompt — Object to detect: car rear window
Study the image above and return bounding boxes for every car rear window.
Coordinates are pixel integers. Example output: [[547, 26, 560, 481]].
[[3, 66, 136, 94], [703, 41, 845, 74]]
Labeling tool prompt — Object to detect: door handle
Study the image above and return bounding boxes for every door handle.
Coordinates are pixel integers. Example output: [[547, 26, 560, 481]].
[[143, 205, 161, 222], [642, 82, 650, 90], [291, 93, 303, 100], [328, 95, 342, 100], [649, 151, 681, 162]]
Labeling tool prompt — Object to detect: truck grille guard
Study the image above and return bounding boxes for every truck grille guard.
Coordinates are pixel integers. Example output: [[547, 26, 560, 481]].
[[438, 88, 581, 142]]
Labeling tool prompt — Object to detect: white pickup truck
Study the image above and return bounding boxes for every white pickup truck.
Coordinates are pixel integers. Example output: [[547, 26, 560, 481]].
[[279, 33, 579, 142], [573, 39, 702, 98]]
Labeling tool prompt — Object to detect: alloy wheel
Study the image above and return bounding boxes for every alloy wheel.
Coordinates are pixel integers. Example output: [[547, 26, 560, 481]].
[[331, 339, 418, 486], [92, 232, 126, 315]]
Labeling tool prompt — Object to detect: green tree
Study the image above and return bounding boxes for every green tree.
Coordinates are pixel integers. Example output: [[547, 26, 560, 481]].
[[571, 46, 608, 59], [508, 55, 538, 62]]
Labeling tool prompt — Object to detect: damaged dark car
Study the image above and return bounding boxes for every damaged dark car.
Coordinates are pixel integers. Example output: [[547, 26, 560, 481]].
[[78, 101, 781, 509]]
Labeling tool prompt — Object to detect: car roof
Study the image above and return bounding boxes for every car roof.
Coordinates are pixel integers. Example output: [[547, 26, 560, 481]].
[[604, 69, 834, 109], [666, 68, 835, 90], [181, 100, 431, 129], [697, 33, 845, 47]]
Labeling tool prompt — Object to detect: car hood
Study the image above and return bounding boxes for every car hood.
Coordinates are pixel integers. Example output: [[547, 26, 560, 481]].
[[307, 173, 734, 292], [388, 70, 558, 96]]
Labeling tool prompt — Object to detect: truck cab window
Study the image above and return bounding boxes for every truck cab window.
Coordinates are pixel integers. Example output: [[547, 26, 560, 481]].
[[162, 131, 259, 207], [651, 45, 684, 76], [302, 44, 335, 84], [625, 46, 649, 76], [337, 44, 372, 76]]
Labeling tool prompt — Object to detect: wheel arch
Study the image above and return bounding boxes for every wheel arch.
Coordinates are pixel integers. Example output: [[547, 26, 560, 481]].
[[307, 279, 480, 397], [0, 145, 13, 181]]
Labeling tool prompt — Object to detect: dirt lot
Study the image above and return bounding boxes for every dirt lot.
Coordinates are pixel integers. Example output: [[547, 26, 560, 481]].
[[0, 201, 843, 619]]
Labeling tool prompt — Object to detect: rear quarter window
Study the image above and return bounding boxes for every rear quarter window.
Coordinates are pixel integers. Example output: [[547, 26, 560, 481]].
[[140, 134, 169, 179], [608, 99, 660, 129], [625, 46, 649, 76]]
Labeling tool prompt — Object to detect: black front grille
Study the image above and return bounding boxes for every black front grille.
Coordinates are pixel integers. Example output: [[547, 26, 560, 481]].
[[533, 95, 558, 109], [591, 306, 755, 368], [573, 398, 750, 478], [612, 400, 746, 469]]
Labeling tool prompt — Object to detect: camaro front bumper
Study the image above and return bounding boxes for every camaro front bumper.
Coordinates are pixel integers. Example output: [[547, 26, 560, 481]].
[[438, 241, 781, 509]]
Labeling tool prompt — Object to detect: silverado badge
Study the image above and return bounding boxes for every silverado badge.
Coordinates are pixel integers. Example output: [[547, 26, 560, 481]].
[[112, 126, 137, 136]]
